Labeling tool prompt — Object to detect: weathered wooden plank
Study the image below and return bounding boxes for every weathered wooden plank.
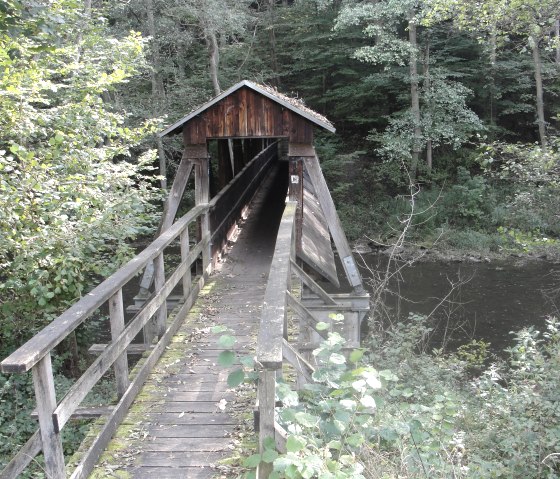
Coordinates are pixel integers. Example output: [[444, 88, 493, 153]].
[[304, 154, 363, 290], [139, 424, 235, 439], [32, 354, 65, 479], [88, 343, 151, 356], [290, 259, 337, 305], [135, 391, 235, 403], [123, 467, 216, 479], [109, 289, 129, 398], [256, 202, 296, 369], [134, 437, 233, 452], [141, 402, 230, 414], [68, 274, 208, 479], [31, 406, 113, 420], [153, 252, 167, 339], [257, 369, 276, 479], [300, 184, 339, 287], [138, 451, 224, 467], [123, 412, 237, 426], [1, 205, 207, 374], [0, 430, 41, 479], [286, 291, 328, 340], [289, 157, 303, 254], [288, 143, 315, 157]]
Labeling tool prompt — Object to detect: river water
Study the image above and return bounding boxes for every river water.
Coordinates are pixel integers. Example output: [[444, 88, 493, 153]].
[[357, 254, 560, 353]]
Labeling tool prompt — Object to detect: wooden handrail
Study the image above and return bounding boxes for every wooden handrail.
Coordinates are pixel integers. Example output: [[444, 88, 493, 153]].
[[0, 204, 208, 374], [0, 203, 210, 479], [256, 201, 296, 478]]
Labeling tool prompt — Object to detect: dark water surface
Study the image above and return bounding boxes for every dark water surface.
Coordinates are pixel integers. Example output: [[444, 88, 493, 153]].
[[358, 255, 560, 353]]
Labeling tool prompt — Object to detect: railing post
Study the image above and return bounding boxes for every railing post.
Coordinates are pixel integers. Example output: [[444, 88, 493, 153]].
[[180, 228, 192, 298], [32, 354, 65, 479], [109, 289, 129, 398], [153, 252, 167, 338], [257, 368, 277, 479]]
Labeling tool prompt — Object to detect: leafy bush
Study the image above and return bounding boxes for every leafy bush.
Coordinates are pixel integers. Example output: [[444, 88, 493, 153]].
[[240, 314, 560, 478]]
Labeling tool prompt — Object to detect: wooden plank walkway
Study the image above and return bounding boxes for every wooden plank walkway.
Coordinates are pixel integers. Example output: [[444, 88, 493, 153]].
[[86, 166, 287, 478]]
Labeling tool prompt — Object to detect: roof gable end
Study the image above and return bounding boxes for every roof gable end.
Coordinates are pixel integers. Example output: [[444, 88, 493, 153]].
[[159, 80, 335, 138]]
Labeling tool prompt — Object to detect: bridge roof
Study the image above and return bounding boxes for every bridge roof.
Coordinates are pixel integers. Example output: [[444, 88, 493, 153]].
[[159, 80, 336, 138]]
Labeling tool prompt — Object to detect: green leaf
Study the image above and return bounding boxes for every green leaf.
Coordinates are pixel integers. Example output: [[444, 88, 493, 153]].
[[263, 436, 276, 450], [211, 325, 228, 334], [262, 449, 279, 463], [218, 334, 236, 349], [360, 395, 376, 409], [349, 348, 365, 363], [243, 454, 262, 468], [316, 321, 330, 331], [295, 411, 319, 427], [218, 350, 236, 367], [286, 435, 306, 452], [227, 368, 245, 387], [329, 353, 346, 365]]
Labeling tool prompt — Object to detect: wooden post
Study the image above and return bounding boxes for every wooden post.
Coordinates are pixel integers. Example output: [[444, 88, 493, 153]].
[[32, 354, 65, 479], [153, 252, 166, 338], [180, 228, 192, 298], [257, 369, 276, 479], [109, 289, 129, 398], [138, 157, 194, 298], [195, 156, 211, 274], [288, 157, 303, 255]]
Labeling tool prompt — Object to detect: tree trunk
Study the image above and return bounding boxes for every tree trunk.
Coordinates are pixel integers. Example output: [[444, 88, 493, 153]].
[[423, 39, 432, 173], [408, 16, 422, 181], [556, 19, 560, 64], [146, 0, 165, 102], [206, 30, 221, 95], [268, 0, 279, 85], [146, 0, 167, 189], [531, 36, 547, 149], [489, 30, 497, 126]]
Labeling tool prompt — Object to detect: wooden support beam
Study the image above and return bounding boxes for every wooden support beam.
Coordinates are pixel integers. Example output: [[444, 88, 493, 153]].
[[288, 156, 303, 254], [139, 157, 194, 293], [282, 339, 314, 383], [257, 370, 276, 479], [303, 154, 364, 293], [109, 289, 129, 398], [0, 431, 41, 479], [32, 354, 65, 478], [286, 291, 327, 340], [88, 344, 151, 356], [290, 259, 337, 305], [31, 406, 113, 420]]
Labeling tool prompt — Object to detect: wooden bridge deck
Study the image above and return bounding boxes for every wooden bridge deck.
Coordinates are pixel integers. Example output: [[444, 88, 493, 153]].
[[86, 167, 286, 478]]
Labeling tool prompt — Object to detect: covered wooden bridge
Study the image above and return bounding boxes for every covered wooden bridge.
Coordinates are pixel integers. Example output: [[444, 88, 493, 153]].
[[0, 80, 369, 479]]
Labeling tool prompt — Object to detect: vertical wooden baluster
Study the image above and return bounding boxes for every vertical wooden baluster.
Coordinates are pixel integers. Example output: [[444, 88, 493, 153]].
[[109, 289, 129, 398], [32, 354, 65, 479], [257, 369, 276, 479], [180, 228, 191, 298], [153, 252, 167, 338]]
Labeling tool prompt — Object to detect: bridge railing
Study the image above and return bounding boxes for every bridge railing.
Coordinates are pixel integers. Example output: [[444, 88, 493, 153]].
[[0, 204, 211, 479], [256, 200, 326, 478]]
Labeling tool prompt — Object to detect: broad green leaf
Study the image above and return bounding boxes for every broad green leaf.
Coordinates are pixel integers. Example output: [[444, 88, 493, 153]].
[[227, 368, 245, 387], [262, 449, 279, 463], [349, 348, 365, 363], [218, 334, 236, 349], [316, 321, 330, 331], [286, 435, 306, 452], [295, 411, 319, 427], [329, 353, 346, 365], [243, 454, 262, 468], [218, 350, 236, 367]]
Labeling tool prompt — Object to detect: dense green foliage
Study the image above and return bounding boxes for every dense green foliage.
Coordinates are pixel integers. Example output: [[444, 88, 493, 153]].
[[239, 316, 560, 478], [1, 0, 559, 475]]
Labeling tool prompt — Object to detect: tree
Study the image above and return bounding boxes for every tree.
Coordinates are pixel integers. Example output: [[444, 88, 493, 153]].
[[335, 0, 483, 178], [0, 0, 160, 350], [424, 0, 560, 148]]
